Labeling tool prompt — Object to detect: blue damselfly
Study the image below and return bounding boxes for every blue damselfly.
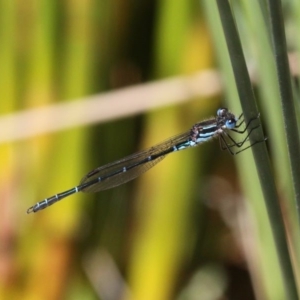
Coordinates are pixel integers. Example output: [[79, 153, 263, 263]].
[[27, 108, 263, 213]]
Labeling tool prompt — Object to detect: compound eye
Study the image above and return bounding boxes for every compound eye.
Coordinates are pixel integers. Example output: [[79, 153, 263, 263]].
[[225, 118, 236, 129], [217, 108, 228, 116]]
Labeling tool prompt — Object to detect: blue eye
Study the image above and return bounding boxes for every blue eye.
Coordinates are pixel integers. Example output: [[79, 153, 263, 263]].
[[217, 108, 228, 116], [226, 119, 236, 129]]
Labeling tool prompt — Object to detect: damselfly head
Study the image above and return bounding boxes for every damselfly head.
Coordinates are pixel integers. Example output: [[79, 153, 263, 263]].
[[216, 108, 237, 129]]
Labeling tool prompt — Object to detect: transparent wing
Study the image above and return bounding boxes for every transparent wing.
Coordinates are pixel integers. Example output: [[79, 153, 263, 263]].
[[80, 131, 191, 193]]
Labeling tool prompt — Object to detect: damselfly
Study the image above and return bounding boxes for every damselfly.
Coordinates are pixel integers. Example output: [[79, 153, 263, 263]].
[[27, 108, 263, 213]]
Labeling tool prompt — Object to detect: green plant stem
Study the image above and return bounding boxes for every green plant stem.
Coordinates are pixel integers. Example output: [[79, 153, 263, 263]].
[[216, 0, 298, 299], [266, 0, 300, 227]]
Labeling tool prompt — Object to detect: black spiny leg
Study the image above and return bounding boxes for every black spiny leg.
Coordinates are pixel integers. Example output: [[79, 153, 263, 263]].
[[219, 113, 265, 155]]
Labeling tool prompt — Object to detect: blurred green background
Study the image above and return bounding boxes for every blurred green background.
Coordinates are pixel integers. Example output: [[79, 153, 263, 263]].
[[0, 0, 299, 299]]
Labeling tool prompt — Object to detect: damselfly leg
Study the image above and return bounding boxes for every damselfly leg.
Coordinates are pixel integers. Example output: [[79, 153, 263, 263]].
[[231, 113, 260, 133], [219, 113, 264, 155]]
